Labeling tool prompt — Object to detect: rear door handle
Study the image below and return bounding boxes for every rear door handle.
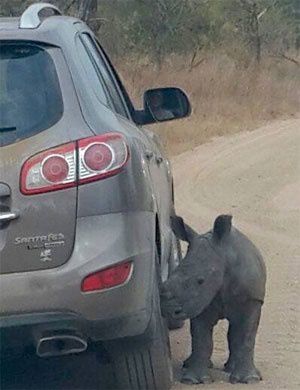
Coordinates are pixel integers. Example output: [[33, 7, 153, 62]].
[[145, 150, 154, 160], [0, 183, 11, 198], [156, 156, 163, 165], [0, 210, 20, 223]]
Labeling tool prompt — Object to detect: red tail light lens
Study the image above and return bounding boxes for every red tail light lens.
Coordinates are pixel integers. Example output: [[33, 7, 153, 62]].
[[42, 155, 70, 183], [81, 261, 133, 292], [21, 142, 76, 195], [20, 133, 129, 195], [78, 133, 128, 184], [83, 143, 113, 172]]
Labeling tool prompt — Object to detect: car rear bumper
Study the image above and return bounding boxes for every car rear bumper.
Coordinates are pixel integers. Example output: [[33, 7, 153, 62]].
[[0, 212, 156, 351], [0, 308, 150, 357]]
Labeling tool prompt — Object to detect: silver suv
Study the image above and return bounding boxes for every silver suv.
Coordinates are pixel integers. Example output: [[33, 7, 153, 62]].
[[0, 3, 191, 390]]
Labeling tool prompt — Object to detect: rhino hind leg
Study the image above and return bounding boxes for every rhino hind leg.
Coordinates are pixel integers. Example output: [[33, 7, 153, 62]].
[[228, 301, 263, 384]]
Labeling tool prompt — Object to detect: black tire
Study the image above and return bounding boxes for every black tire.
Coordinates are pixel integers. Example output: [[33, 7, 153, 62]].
[[105, 276, 173, 390]]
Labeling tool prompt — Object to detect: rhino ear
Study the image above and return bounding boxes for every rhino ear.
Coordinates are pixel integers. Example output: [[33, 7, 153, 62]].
[[213, 215, 232, 241], [170, 215, 197, 243]]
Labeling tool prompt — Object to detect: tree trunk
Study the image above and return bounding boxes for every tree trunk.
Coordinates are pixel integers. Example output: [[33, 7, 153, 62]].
[[253, 13, 261, 64], [77, 0, 97, 23], [252, 2, 261, 64]]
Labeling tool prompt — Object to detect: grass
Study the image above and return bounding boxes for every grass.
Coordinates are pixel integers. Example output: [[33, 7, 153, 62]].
[[116, 53, 300, 155]]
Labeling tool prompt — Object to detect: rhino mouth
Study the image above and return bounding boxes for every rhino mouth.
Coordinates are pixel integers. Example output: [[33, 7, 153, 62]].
[[162, 305, 187, 321], [160, 289, 188, 320]]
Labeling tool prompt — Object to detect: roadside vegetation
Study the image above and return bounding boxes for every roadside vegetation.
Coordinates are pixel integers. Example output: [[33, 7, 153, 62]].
[[2, 0, 299, 154]]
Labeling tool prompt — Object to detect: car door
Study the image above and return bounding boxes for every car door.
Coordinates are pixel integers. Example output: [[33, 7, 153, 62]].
[[77, 32, 173, 269], [92, 35, 173, 226], [141, 127, 173, 277], [142, 127, 172, 210]]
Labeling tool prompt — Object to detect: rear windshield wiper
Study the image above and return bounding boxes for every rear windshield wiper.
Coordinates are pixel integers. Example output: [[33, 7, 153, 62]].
[[0, 127, 17, 133]]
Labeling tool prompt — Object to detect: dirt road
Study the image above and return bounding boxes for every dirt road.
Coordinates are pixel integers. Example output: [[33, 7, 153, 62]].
[[170, 118, 300, 389], [1, 118, 299, 390]]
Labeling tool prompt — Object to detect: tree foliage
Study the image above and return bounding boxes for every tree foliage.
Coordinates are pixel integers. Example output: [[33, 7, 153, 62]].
[[1, 0, 298, 65]]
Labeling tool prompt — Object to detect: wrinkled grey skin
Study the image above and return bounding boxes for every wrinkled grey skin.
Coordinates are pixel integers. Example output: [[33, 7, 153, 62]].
[[161, 215, 266, 385]]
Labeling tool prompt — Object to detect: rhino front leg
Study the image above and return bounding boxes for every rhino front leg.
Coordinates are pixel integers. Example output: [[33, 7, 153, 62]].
[[229, 301, 263, 384], [181, 315, 215, 384], [184, 356, 213, 369]]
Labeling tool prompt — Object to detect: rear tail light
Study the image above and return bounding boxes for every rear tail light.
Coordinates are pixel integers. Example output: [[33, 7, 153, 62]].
[[78, 134, 128, 184], [21, 143, 76, 195], [20, 133, 129, 195], [81, 261, 133, 292]]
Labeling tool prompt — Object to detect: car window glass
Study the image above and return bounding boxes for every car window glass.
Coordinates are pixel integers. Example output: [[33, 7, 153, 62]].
[[76, 36, 109, 107], [81, 33, 128, 118], [96, 41, 137, 119], [0, 43, 63, 146]]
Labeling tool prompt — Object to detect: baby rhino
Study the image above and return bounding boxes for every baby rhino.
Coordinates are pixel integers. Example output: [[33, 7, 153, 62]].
[[161, 215, 266, 385]]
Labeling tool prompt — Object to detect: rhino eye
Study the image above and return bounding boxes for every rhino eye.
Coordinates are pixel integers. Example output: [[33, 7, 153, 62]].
[[197, 277, 205, 285]]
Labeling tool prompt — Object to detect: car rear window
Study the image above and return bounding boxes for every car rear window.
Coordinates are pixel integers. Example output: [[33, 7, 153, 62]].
[[0, 43, 63, 146]]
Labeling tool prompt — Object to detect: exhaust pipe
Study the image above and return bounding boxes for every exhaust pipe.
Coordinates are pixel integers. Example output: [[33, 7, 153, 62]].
[[36, 333, 87, 358]]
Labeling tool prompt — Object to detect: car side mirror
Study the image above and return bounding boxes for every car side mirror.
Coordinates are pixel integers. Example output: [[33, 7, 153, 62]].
[[137, 87, 191, 125]]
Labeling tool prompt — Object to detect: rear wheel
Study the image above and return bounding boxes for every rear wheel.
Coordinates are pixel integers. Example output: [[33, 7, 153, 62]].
[[105, 273, 173, 389]]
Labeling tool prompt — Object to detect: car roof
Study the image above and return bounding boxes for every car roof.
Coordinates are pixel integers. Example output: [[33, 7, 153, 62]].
[[0, 17, 20, 30], [0, 4, 86, 46], [0, 15, 79, 29], [0, 15, 81, 32]]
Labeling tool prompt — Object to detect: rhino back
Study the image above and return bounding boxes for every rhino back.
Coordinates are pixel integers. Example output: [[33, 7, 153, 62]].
[[219, 228, 266, 302]]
